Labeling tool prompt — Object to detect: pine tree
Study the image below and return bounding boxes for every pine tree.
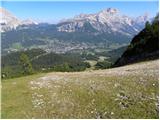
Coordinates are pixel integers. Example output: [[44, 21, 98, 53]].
[[19, 53, 33, 75], [145, 21, 151, 31]]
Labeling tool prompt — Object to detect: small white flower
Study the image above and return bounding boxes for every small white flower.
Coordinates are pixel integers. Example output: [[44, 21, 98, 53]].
[[111, 112, 114, 115]]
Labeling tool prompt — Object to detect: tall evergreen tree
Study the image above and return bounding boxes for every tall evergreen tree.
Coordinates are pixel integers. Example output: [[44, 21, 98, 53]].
[[19, 53, 33, 75]]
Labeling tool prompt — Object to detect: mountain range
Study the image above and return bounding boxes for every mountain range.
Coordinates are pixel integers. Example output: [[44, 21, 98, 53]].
[[57, 8, 150, 36], [0, 7, 38, 32], [1, 7, 152, 54]]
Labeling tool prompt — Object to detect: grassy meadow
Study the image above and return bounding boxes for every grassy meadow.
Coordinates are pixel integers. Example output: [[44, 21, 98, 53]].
[[1, 60, 159, 119]]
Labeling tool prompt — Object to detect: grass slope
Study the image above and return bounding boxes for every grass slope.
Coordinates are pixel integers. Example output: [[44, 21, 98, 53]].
[[2, 60, 159, 119]]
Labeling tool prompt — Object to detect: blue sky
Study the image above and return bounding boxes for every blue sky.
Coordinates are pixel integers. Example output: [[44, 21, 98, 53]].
[[1, 1, 159, 23]]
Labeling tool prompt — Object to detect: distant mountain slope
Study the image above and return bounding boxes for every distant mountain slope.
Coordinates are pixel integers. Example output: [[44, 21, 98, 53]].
[[57, 8, 150, 37], [114, 15, 159, 67], [1, 7, 151, 54], [0, 7, 37, 32]]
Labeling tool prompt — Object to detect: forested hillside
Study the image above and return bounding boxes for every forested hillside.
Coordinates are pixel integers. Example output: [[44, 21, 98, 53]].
[[114, 15, 159, 66], [2, 45, 127, 79], [1, 49, 90, 78]]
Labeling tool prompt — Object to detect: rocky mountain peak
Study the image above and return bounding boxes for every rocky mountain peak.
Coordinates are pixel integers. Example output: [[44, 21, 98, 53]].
[[136, 12, 150, 22], [57, 7, 151, 37], [0, 7, 20, 24], [0, 7, 13, 17], [74, 13, 89, 19], [0, 7, 38, 32], [100, 8, 119, 15], [21, 18, 38, 25]]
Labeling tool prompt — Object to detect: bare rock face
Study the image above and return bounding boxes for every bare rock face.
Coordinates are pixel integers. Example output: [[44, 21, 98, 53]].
[[0, 7, 37, 32], [21, 19, 38, 25], [0, 7, 21, 32], [1, 7, 150, 35], [57, 8, 151, 36]]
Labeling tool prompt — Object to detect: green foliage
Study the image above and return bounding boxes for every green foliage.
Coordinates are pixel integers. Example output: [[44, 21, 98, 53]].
[[53, 63, 70, 72], [2, 49, 91, 79], [53, 62, 90, 72], [2, 60, 158, 119], [12, 42, 23, 50], [19, 53, 33, 75], [81, 52, 99, 61], [145, 21, 151, 31], [1, 49, 44, 79], [95, 61, 112, 69], [114, 15, 159, 66], [128, 16, 159, 55]]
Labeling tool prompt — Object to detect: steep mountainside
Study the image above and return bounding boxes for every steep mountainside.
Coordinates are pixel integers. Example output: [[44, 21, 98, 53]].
[[114, 15, 159, 66]]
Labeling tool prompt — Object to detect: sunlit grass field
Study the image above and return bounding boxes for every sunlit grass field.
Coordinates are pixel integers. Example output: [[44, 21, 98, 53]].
[[2, 60, 159, 119]]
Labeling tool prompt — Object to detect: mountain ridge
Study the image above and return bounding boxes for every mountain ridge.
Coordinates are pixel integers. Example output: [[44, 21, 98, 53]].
[[0, 7, 38, 32], [57, 8, 151, 37], [1, 7, 151, 33]]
